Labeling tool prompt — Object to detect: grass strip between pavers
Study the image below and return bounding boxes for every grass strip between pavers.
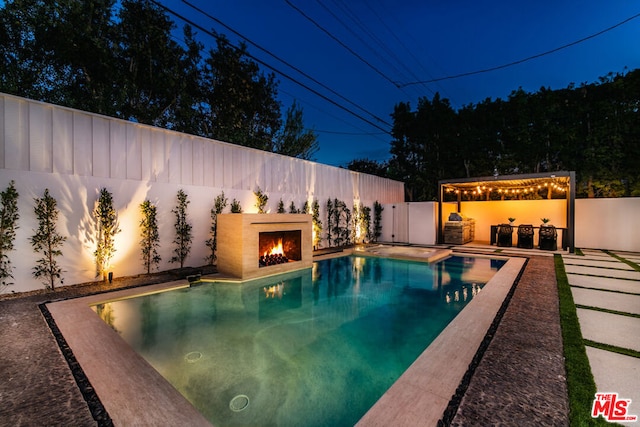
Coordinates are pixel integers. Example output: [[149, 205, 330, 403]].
[[584, 339, 640, 359], [555, 254, 611, 426], [604, 250, 640, 272]]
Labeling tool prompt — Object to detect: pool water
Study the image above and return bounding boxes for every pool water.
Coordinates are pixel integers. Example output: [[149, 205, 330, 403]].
[[93, 255, 505, 426]]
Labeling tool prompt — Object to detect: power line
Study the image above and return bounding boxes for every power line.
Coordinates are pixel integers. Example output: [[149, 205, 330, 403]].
[[400, 11, 640, 87], [316, 0, 417, 95], [180, 0, 392, 128], [278, 88, 390, 140], [360, 1, 452, 99], [284, 0, 402, 88], [148, 0, 392, 134], [315, 129, 387, 135]]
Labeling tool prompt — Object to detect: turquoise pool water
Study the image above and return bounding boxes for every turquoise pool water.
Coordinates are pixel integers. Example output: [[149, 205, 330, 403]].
[[93, 255, 505, 426]]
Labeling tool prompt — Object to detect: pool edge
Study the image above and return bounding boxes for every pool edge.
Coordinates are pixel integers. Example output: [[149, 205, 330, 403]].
[[45, 254, 524, 427], [356, 256, 526, 426], [45, 281, 213, 427]]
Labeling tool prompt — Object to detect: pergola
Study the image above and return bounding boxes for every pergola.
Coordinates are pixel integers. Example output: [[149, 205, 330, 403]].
[[437, 171, 575, 253]]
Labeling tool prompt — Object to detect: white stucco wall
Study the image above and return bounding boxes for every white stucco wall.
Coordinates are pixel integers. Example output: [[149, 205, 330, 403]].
[[574, 198, 640, 251], [383, 198, 640, 253], [0, 93, 404, 294]]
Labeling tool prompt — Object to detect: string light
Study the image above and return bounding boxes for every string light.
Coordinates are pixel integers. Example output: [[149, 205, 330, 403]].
[[443, 180, 568, 198]]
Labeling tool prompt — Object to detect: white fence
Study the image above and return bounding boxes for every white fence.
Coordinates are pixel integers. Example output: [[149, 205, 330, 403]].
[[0, 93, 404, 294], [3, 93, 638, 295], [380, 199, 640, 252]]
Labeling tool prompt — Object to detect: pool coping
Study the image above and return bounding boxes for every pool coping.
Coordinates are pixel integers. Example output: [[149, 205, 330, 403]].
[[45, 252, 525, 426], [357, 254, 525, 426]]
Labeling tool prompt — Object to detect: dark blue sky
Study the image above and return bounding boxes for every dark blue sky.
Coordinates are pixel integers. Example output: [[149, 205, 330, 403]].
[[158, 0, 640, 167]]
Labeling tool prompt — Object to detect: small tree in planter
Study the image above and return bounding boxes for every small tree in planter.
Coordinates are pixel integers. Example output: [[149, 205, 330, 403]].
[[351, 203, 360, 243], [373, 201, 383, 242], [139, 200, 161, 274], [342, 202, 352, 245], [94, 188, 120, 280], [332, 198, 350, 246], [302, 200, 310, 214], [0, 180, 19, 292], [230, 199, 243, 213], [312, 199, 323, 249], [360, 203, 372, 243], [276, 199, 285, 213], [171, 189, 192, 269], [205, 192, 228, 265], [325, 198, 334, 247], [30, 189, 66, 290], [289, 201, 298, 214], [254, 187, 268, 213]]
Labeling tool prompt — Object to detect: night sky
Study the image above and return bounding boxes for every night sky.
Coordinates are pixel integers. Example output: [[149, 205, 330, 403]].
[[156, 0, 640, 167]]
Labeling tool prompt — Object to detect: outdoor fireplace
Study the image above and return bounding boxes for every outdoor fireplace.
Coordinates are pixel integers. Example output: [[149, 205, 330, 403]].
[[217, 213, 313, 280]]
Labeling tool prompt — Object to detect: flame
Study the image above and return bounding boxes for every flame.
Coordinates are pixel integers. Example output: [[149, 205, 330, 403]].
[[263, 238, 284, 257]]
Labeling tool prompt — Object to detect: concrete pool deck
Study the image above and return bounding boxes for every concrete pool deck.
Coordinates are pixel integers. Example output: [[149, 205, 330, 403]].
[[0, 247, 637, 425]]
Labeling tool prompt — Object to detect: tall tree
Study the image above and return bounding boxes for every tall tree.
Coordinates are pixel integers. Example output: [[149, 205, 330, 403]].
[[389, 94, 457, 201], [201, 35, 281, 150], [115, 0, 188, 127], [346, 158, 388, 177], [274, 101, 319, 160], [0, 0, 117, 109], [388, 101, 421, 201]]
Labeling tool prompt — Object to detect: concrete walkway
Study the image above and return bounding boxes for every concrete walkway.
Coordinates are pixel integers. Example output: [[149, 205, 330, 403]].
[[562, 249, 640, 425]]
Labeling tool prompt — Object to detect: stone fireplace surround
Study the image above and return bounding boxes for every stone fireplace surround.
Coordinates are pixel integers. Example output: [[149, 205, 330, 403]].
[[217, 213, 313, 280]]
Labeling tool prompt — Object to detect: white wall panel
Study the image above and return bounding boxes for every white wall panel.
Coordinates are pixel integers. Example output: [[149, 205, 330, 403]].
[[4, 98, 29, 171], [167, 133, 181, 184], [125, 125, 141, 180], [29, 102, 53, 173], [92, 116, 110, 178], [140, 127, 151, 181], [212, 142, 225, 188], [52, 108, 73, 174], [179, 135, 191, 185], [222, 144, 234, 189], [192, 137, 203, 186], [151, 130, 168, 182], [576, 198, 640, 251], [110, 121, 127, 179], [73, 112, 92, 176]]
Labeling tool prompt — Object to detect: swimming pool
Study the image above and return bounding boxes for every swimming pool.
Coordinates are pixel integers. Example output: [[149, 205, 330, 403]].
[[92, 255, 505, 426]]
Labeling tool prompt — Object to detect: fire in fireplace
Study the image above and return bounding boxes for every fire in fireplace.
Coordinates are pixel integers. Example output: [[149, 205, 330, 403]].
[[259, 231, 302, 267]]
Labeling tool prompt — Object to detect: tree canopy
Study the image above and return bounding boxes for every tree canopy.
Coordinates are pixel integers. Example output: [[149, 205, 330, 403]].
[[0, 0, 317, 159], [386, 70, 640, 200]]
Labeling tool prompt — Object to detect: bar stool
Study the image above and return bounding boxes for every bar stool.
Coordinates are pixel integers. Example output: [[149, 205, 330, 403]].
[[539, 225, 558, 250], [497, 224, 513, 247], [517, 224, 534, 249]]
